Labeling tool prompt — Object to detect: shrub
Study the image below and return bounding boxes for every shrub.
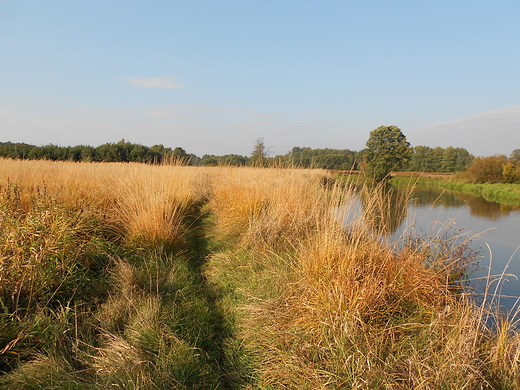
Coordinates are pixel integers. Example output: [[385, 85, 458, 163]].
[[502, 162, 520, 184], [463, 155, 508, 183]]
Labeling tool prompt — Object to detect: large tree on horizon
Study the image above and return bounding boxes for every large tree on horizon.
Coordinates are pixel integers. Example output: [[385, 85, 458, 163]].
[[364, 125, 411, 181]]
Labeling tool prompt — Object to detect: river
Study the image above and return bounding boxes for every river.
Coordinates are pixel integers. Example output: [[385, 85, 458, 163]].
[[385, 187, 520, 316]]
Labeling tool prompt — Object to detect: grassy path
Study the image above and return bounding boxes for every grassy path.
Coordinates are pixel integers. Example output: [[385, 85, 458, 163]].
[[179, 202, 253, 389], [0, 200, 249, 389]]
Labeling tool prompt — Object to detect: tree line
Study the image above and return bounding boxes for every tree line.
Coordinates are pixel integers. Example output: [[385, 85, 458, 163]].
[[0, 138, 477, 173], [361, 126, 520, 184], [0, 140, 197, 164], [3, 136, 518, 183], [0, 139, 472, 172]]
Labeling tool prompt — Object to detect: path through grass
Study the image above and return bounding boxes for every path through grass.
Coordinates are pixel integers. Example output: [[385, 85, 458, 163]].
[[1, 160, 519, 389]]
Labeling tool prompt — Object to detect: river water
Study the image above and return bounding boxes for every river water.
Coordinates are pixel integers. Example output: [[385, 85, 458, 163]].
[[385, 187, 520, 316]]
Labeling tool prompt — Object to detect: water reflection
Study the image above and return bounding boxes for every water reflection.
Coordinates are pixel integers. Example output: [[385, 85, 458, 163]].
[[406, 188, 520, 222], [348, 184, 520, 314], [459, 193, 520, 221], [353, 184, 520, 236], [385, 186, 520, 316], [410, 188, 466, 208], [357, 183, 410, 236]]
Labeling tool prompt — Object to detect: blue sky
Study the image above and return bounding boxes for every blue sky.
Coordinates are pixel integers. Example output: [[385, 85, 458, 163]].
[[1, 1, 519, 157]]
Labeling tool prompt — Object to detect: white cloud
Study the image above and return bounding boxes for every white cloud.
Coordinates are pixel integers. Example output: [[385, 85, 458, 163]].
[[126, 77, 183, 89]]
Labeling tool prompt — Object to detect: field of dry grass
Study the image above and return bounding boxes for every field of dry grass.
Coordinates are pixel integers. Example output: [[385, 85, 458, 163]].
[[0, 159, 519, 389]]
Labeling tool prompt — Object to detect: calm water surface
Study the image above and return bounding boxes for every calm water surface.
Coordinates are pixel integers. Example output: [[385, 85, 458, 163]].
[[390, 187, 520, 315]]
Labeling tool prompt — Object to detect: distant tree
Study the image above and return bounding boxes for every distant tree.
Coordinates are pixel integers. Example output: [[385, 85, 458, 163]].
[[453, 147, 474, 172], [189, 153, 201, 166], [283, 146, 357, 169], [408, 146, 431, 172], [440, 147, 457, 173], [95, 142, 127, 162], [148, 144, 165, 163], [0, 142, 35, 159], [220, 154, 247, 166], [250, 138, 268, 167], [68, 146, 84, 161], [128, 144, 149, 163], [364, 125, 411, 181], [502, 162, 519, 183], [407, 145, 473, 174], [200, 155, 219, 166], [510, 149, 520, 165], [172, 147, 190, 164], [150, 144, 165, 154], [80, 146, 96, 161], [428, 147, 444, 172], [0, 141, 198, 165]]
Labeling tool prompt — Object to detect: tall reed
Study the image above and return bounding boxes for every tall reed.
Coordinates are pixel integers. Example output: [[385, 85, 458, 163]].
[[0, 159, 210, 246]]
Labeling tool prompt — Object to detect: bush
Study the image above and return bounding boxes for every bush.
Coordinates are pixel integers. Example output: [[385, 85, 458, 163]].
[[502, 162, 520, 183], [463, 155, 508, 183]]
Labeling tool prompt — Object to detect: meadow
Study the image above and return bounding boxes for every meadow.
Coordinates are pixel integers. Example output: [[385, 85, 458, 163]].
[[0, 159, 519, 389]]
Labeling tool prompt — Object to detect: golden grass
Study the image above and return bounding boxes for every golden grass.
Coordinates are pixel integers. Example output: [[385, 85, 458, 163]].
[[204, 165, 520, 388], [209, 166, 337, 248], [0, 187, 108, 314], [1, 158, 519, 388], [0, 159, 212, 246]]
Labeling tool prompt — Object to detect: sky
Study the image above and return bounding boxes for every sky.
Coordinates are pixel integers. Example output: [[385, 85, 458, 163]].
[[1, 1, 519, 158]]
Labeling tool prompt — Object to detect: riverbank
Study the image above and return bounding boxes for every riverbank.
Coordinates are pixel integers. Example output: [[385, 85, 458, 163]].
[[389, 174, 520, 205], [1, 160, 519, 388]]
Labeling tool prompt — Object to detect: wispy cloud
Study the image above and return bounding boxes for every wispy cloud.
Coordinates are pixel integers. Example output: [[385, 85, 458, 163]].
[[409, 105, 520, 156], [423, 105, 520, 129], [126, 77, 183, 89], [67, 109, 90, 114]]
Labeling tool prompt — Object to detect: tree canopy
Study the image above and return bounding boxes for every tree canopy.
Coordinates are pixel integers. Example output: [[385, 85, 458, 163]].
[[407, 145, 473, 173], [364, 125, 411, 181]]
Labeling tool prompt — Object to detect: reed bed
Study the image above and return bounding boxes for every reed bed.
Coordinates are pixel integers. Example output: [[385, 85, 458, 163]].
[[0, 159, 518, 389]]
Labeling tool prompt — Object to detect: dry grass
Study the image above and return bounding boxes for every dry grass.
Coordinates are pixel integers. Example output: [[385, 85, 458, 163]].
[[104, 164, 201, 246], [209, 166, 337, 249], [0, 186, 109, 315], [205, 166, 520, 388], [1, 159, 519, 388], [0, 159, 212, 246]]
